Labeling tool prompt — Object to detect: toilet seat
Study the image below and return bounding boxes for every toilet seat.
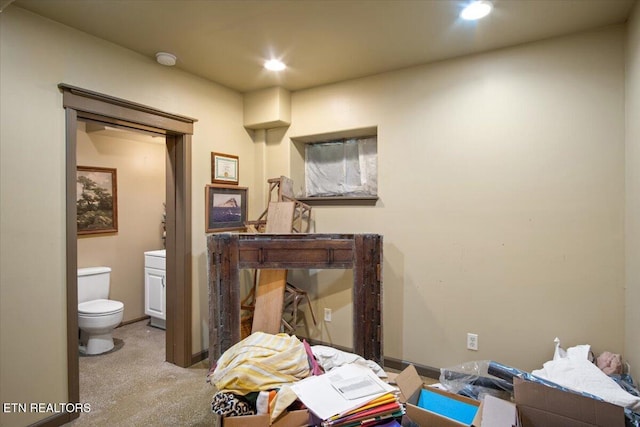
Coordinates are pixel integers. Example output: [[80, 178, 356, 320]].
[[78, 299, 124, 317]]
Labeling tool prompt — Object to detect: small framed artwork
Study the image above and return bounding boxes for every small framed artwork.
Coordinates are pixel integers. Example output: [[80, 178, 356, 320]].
[[77, 166, 118, 235], [211, 152, 239, 185], [205, 184, 248, 232]]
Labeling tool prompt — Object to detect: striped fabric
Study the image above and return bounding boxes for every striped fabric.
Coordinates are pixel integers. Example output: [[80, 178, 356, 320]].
[[209, 332, 311, 395]]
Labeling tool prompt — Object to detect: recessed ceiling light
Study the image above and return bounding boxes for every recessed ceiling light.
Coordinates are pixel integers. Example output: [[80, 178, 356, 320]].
[[264, 59, 286, 71], [460, 1, 493, 20], [156, 52, 177, 66]]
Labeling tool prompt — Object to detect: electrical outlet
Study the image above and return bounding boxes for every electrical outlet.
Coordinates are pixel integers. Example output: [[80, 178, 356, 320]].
[[467, 333, 478, 351], [324, 308, 332, 322]]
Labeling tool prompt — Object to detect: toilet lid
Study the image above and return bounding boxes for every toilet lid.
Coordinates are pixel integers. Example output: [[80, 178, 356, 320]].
[[78, 299, 124, 315]]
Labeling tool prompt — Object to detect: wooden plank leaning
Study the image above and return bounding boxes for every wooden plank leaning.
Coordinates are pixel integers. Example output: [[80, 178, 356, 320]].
[[250, 201, 295, 334]]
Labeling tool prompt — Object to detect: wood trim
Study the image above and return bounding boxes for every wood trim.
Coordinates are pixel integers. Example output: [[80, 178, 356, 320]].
[[28, 412, 72, 427], [119, 316, 150, 327], [297, 196, 378, 206], [64, 107, 80, 423], [79, 112, 168, 137], [191, 349, 209, 366], [62, 84, 195, 427], [301, 337, 441, 380], [165, 134, 193, 367], [179, 134, 192, 367], [165, 136, 176, 364], [59, 84, 196, 134], [383, 356, 441, 380]]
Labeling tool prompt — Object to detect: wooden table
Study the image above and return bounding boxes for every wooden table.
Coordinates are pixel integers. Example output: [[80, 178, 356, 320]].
[[208, 233, 383, 367]]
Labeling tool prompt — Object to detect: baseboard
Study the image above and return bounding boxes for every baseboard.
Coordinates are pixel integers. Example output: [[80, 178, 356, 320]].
[[299, 337, 441, 380], [28, 411, 74, 427], [192, 349, 208, 366], [119, 315, 150, 327], [383, 356, 440, 380], [197, 341, 441, 380], [303, 337, 353, 352]]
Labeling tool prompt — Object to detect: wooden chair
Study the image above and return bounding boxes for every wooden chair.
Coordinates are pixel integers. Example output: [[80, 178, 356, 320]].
[[281, 283, 317, 333], [242, 176, 314, 336], [245, 176, 312, 233]]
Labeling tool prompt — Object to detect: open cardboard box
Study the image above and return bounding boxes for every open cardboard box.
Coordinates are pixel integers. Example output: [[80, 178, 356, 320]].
[[395, 364, 483, 426], [212, 409, 310, 427], [394, 363, 627, 427], [212, 366, 627, 427], [514, 377, 625, 427]]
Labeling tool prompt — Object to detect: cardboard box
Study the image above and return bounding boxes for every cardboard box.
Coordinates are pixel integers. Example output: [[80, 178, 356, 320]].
[[212, 409, 310, 427], [394, 364, 626, 427], [475, 395, 517, 427], [396, 364, 483, 426], [514, 378, 625, 427]]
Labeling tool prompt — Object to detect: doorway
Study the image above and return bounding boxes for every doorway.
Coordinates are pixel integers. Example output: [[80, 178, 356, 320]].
[[77, 120, 166, 333], [61, 84, 196, 423]]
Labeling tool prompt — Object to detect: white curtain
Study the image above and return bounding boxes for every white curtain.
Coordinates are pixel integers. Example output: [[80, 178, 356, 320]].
[[305, 137, 377, 197]]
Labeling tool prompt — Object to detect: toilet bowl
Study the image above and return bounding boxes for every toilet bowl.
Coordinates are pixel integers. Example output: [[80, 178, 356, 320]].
[[78, 299, 124, 355], [77, 267, 124, 355]]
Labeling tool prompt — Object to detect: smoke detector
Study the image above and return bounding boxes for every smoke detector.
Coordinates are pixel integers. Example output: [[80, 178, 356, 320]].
[[156, 52, 177, 66]]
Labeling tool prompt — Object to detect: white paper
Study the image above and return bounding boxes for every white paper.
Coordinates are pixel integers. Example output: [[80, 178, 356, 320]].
[[532, 344, 640, 411], [331, 375, 386, 400], [290, 364, 394, 420]]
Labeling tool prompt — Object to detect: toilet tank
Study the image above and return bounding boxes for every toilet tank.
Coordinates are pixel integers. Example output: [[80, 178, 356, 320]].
[[78, 267, 111, 304]]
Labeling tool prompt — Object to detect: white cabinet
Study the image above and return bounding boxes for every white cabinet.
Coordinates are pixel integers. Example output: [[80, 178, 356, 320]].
[[144, 250, 166, 329]]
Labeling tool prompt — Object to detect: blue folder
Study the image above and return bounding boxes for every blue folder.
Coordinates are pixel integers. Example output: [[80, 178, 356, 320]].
[[417, 388, 479, 425]]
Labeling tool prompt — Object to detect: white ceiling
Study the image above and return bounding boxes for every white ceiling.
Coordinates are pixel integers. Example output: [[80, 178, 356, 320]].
[[11, 0, 637, 93]]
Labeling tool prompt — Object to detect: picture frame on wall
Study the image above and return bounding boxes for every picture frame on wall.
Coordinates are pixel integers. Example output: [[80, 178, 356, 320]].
[[205, 184, 248, 232], [211, 152, 239, 185], [77, 166, 118, 235]]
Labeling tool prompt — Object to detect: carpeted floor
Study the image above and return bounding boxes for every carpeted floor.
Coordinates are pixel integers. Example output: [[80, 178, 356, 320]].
[[66, 319, 215, 426]]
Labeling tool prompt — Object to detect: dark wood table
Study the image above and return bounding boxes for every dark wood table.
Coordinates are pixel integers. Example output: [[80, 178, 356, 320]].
[[207, 233, 383, 367]]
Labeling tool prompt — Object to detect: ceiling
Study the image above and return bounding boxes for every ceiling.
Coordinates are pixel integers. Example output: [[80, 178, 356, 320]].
[[10, 0, 637, 93]]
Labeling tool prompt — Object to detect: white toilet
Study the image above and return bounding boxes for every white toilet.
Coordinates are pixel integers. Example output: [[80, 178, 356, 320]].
[[77, 267, 124, 355]]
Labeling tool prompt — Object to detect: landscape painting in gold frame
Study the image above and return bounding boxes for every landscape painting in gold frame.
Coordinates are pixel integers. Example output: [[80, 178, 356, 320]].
[[77, 166, 118, 235]]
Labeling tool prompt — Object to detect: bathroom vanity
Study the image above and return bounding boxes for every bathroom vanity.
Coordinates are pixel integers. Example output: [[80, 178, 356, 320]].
[[144, 249, 166, 329]]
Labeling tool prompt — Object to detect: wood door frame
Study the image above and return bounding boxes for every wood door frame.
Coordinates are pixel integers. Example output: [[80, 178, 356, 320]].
[[60, 84, 195, 423]]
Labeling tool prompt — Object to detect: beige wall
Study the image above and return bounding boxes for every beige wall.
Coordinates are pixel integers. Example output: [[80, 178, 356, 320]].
[[0, 4, 636, 427], [280, 26, 627, 372], [77, 123, 166, 323], [0, 7, 255, 426], [626, 2, 640, 373]]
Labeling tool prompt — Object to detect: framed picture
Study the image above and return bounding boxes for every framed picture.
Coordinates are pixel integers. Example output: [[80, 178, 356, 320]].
[[205, 184, 248, 232], [77, 166, 118, 235], [211, 152, 239, 185]]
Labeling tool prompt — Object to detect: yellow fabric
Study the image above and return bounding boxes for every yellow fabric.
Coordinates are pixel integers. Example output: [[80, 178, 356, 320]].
[[209, 332, 310, 395], [269, 384, 298, 423]]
